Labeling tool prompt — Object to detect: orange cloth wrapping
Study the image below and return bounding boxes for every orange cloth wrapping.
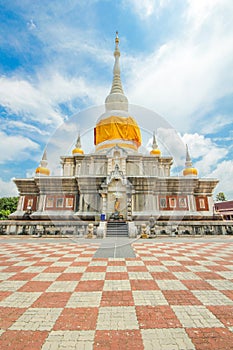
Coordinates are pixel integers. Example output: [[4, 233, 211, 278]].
[[94, 116, 141, 147]]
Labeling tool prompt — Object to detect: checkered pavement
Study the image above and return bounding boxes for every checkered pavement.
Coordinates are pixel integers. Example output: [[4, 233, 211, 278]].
[[0, 239, 233, 349]]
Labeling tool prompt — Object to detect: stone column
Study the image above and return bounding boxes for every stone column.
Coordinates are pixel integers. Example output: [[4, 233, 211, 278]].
[[188, 195, 195, 212], [37, 195, 46, 212]]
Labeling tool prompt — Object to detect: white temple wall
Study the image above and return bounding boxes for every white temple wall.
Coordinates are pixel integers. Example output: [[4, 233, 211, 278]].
[[93, 161, 107, 176], [63, 163, 74, 176]]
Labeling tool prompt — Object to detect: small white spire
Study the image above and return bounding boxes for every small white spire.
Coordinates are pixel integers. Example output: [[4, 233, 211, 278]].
[[72, 131, 84, 155], [183, 144, 198, 176], [41, 150, 48, 168], [35, 149, 50, 176], [185, 144, 193, 167], [76, 132, 82, 149], [152, 131, 158, 150], [150, 131, 161, 156]]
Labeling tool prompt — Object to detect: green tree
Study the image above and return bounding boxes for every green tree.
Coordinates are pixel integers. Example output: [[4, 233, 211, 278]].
[[0, 209, 11, 220], [216, 192, 227, 202], [0, 197, 18, 220]]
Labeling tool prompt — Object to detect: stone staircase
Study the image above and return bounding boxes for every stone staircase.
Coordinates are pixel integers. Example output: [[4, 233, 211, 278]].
[[106, 222, 128, 237]]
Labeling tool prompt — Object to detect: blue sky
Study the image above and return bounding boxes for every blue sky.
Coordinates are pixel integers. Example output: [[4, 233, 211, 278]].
[[0, 0, 233, 199]]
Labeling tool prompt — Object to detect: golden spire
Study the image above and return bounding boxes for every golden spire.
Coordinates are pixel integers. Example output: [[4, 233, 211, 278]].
[[183, 144, 198, 176], [35, 150, 50, 176], [150, 131, 161, 156]]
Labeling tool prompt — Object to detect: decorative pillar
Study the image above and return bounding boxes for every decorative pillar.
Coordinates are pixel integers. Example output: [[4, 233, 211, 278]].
[[127, 194, 132, 221], [102, 194, 107, 215], [38, 195, 46, 212]]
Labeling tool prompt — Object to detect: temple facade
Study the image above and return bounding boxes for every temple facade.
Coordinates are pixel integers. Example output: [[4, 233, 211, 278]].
[[6, 33, 228, 237]]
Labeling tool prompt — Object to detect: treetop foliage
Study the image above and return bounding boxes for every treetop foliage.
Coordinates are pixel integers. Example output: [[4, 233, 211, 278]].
[[0, 197, 19, 220], [216, 192, 227, 202]]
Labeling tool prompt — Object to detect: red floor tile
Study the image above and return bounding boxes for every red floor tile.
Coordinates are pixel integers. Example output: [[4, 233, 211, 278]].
[[75, 280, 104, 291], [2, 266, 25, 272], [79, 254, 93, 257], [18, 281, 52, 292], [186, 328, 233, 350], [32, 292, 71, 308], [136, 305, 181, 328], [100, 291, 134, 306], [105, 272, 129, 280], [156, 257, 175, 261], [56, 273, 82, 281], [196, 272, 224, 280], [166, 265, 190, 272], [130, 279, 159, 290], [0, 330, 48, 350], [138, 253, 154, 257], [127, 266, 148, 272], [70, 261, 89, 266], [163, 290, 202, 305], [0, 291, 12, 301], [142, 260, 162, 265], [207, 306, 233, 327], [8, 273, 37, 281], [43, 266, 67, 273], [85, 266, 107, 272], [32, 261, 53, 266], [151, 272, 177, 280], [182, 280, 216, 290], [54, 307, 98, 330], [0, 307, 27, 329], [57, 258, 75, 262], [222, 290, 233, 300], [108, 261, 126, 266], [94, 330, 144, 350]]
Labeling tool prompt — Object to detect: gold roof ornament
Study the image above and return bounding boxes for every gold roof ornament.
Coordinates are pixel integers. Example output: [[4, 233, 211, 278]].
[[150, 131, 161, 156], [72, 132, 84, 155], [183, 144, 198, 176], [35, 150, 50, 176]]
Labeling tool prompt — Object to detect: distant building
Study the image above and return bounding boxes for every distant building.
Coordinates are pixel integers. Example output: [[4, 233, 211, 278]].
[[215, 201, 233, 220]]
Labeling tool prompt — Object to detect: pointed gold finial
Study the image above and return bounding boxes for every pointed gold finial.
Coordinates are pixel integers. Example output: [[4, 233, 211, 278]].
[[72, 131, 84, 155], [150, 131, 161, 156], [115, 31, 119, 45], [35, 150, 50, 176], [183, 144, 198, 176]]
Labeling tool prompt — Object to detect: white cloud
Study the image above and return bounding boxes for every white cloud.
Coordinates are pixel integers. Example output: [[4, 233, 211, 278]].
[[2, 121, 50, 136], [124, 0, 170, 19], [0, 131, 40, 164], [209, 160, 233, 200], [0, 76, 64, 126], [27, 19, 37, 30], [126, 0, 233, 132], [0, 178, 18, 197], [38, 72, 105, 108], [186, 0, 232, 31], [199, 114, 233, 135], [0, 72, 107, 131]]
